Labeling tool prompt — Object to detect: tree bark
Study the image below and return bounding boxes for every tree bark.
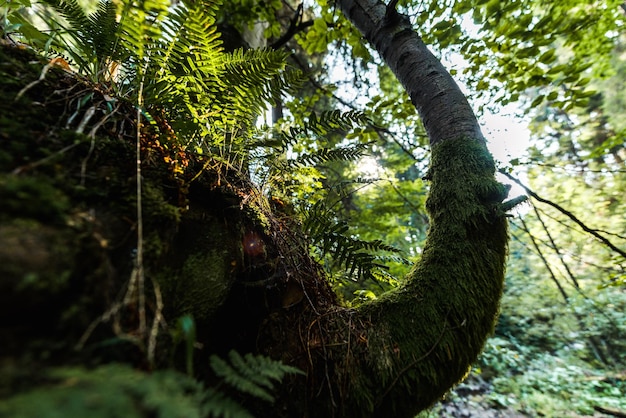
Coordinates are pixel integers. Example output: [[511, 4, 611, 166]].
[[337, 0, 484, 145], [257, 1, 510, 416]]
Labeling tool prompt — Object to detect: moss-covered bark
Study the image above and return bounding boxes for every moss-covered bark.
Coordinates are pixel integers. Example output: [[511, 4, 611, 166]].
[[0, 45, 253, 379], [362, 138, 508, 415], [260, 138, 509, 417]]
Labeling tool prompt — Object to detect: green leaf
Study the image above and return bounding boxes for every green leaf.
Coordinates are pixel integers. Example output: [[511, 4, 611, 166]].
[[209, 351, 303, 403], [538, 49, 556, 64], [530, 95, 545, 107]]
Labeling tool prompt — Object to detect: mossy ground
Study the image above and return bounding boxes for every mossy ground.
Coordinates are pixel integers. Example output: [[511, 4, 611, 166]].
[[0, 44, 250, 384]]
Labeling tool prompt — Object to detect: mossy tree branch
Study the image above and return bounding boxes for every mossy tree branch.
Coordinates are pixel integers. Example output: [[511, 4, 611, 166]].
[[260, 1, 511, 415]]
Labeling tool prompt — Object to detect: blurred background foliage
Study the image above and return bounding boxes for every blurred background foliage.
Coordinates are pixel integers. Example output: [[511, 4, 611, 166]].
[[2, 0, 625, 415]]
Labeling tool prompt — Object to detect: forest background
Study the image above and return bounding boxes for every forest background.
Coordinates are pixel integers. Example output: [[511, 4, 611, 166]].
[[1, 0, 625, 416]]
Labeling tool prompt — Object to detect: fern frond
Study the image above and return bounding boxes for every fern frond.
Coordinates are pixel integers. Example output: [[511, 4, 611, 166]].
[[117, 0, 170, 62], [328, 177, 380, 196], [256, 110, 371, 152], [37, 0, 102, 73], [40, 0, 90, 36], [156, 0, 223, 78], [203, 388, 254, 418], [220, 48, 298, 120], [307, 110, 371, 136], [116, 0, 225, 141], [303, 200, 408, 282], [209, 351, 303, 404], [289, 143, 370, 167], [87, 0, 120, 61]]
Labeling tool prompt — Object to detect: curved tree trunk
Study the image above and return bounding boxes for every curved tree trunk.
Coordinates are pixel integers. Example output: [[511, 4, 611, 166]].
[[338, 0, 485, 145], [259, 1, 511, 416]]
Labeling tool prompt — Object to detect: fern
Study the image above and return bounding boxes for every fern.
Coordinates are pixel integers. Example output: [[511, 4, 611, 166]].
[[251, 111, 373, 189], [303, 199, 410, 283], [118, 0, 169, 62], [88, 0, 119, 61], [248, 110, 408, 285], [203, 389, 255, 418], [307, 110, 371, 136], [10, 0, 404, 294], [209, 350, 303, 404], [255, 110, 371, 152], [0, 364, 260, 418], [15, 0, 303, 160], [289, 143, 370, 167], [32, 0, 122, 78]]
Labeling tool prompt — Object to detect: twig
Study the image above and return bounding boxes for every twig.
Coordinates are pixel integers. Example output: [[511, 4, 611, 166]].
[[75, 105, 96, 134], [11, 142, 80, 174], [135, 68, 147, 337], [594, 406, 626, 418], [147, 279, 165, 366], [79, 101, 122, 185], [501, 171, 626, 259], [517, 215, 569, 302], [530, 202, 580, 289], [15, 60, 57, 101]]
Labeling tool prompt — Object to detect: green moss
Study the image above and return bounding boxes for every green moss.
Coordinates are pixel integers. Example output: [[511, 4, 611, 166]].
[[306, 137, 510, 417], [0, 218, 76, 294], [0, 175, 70, 223], [158, 208, 242, 322], [0, 45, 181, 373]]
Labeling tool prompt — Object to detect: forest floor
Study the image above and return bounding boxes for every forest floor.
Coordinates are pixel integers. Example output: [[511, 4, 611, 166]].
[[434, 396, 618, 418], [435, 399, 617, 418], [421, 376, 621, 418]]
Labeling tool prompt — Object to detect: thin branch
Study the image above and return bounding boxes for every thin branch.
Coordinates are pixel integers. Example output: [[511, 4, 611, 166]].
[[530, 202, 580, 289], [501, 171, 626, 259], [270, 3, 314, 50], [11, 142, 80, 174], [517, 160, 626, 174], [517, 216, 569, 302], [512, 217, 623, 274], [135, 82, 146, 337], [534, 203, 626, 241]]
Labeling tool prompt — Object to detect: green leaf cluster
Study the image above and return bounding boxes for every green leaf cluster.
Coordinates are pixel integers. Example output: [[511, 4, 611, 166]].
[[252, 109, 414, 291], [5, 0, 301, 157], [209, 350, 303, 404], [302, 198, 410, 288]]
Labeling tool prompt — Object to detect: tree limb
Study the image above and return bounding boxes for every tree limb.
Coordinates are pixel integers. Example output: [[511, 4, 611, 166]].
[[270, 3, 314, 50], [501, 171, 626, 259]]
